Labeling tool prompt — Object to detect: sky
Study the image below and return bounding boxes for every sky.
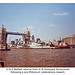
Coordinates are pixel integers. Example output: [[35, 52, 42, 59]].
[[0, 3, 75, 42]]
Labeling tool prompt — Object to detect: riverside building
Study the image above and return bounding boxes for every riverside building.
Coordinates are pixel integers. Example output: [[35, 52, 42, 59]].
[[62, 34, 75, 45]]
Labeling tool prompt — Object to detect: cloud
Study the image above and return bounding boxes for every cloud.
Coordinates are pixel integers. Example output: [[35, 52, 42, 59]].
[[31, 30, 35, 33], [54, 12, 69, 16], [18, 26, 41, 36], [36, 28, 41, 31], [26, 26, 34, 30], [49, 24, 56, 27], [31, 28, 41, 35], [18, 26, 34, 31]]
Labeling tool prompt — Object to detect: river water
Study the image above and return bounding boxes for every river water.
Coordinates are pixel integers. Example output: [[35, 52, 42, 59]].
[[0, 48, 75, 67]]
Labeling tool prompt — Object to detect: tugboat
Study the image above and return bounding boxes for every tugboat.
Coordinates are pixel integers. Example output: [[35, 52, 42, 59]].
[[55, 42, 70, 49]]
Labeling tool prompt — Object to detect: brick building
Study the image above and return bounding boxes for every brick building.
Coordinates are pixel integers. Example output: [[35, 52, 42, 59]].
[[62, 34, 75, 45]]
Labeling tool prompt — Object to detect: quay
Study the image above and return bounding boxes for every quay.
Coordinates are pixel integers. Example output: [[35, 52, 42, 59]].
[[0, 63, 1, 67], [0, 62, 4, 67]]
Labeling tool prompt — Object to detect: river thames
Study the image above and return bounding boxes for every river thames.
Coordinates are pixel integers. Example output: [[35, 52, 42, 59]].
[[0, 48, 75, 67]]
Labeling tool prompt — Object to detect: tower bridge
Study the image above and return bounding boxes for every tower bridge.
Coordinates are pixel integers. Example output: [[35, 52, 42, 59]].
[[0, 24, 30, 49]]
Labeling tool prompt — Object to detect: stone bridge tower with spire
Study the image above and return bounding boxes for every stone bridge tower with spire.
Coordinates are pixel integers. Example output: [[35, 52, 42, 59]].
[[23, 28, 30, 45], [0, 24, 7, 49]]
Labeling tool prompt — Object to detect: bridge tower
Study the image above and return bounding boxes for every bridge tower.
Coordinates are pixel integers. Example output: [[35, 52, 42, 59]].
[[0, 24, 7, 49], [23, 28, 30, 45]]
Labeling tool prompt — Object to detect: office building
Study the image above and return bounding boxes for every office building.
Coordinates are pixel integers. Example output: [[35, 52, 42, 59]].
[[32, 35, 35, 42]]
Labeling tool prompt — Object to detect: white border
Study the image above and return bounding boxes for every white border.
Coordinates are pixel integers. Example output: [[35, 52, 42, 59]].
[[0, 67, 75, 75], [0, 0, 75, 3], [0, 1, 75, 75]]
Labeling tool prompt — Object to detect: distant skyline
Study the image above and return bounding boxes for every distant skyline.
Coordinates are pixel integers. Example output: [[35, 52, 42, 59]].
[[0, 3, 75, 42]]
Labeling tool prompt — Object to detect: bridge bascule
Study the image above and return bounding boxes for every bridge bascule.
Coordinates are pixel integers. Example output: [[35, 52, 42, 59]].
[[0, 24, 30, 49]]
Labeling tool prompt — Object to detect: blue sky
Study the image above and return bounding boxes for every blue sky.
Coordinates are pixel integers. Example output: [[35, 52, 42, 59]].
[[0, 3, 75, 42]]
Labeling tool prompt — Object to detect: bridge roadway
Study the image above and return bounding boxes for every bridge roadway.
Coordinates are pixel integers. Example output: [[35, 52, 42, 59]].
[[6, 32, 27, 36]]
